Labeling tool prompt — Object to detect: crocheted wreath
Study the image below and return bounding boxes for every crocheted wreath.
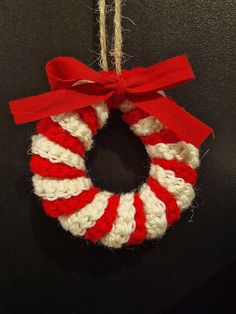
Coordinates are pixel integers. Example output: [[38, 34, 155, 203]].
[[10, 55, 212, 249], [30, 100, 198, 248]]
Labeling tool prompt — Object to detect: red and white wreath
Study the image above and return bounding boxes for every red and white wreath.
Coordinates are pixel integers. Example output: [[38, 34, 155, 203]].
[[29, 99, 198, 248], [10, 55, 211, 249]]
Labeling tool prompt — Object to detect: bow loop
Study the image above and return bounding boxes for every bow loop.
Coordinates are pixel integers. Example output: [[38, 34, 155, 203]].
[[46, 56, 113, 90], [125, 55, 195, 94]]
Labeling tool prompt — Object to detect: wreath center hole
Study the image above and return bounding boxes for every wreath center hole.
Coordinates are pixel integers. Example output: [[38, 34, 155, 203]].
[[85, 110, 150, 194]]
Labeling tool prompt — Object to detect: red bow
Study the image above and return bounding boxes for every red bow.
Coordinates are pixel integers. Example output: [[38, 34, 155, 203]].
[[9, 55, 212, 147]]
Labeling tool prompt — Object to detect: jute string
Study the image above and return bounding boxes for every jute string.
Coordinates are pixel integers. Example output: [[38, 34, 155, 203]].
[[98, 0, 123, 75], [98, 0, 108, 71]]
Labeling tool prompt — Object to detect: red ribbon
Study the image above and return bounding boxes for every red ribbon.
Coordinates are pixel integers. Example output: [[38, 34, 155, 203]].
[[9, 55, 212, 147]]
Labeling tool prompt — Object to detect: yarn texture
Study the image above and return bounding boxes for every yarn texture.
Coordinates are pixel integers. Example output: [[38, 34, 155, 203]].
[[30, 99, 199, 248]]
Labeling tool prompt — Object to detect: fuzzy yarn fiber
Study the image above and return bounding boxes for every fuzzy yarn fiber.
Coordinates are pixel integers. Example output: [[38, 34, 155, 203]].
[[30, 100, 199, 248]]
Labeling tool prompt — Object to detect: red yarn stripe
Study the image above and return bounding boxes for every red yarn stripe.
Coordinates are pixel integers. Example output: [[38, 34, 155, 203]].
[[42, 187, 100, 218], [122, 108, 149, 126], [30, 155, 86, 179], [37, 118, 85, 156], [148, 176, 180, 226], [85, 195, 120, 243], [151, 158, 197, 185], [141, 129, 180, 145], [127, 193, 147, 245], [76, 107, 98, 135]]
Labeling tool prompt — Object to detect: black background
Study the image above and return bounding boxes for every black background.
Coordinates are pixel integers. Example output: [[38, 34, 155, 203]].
[[0, 1, 235, 313]]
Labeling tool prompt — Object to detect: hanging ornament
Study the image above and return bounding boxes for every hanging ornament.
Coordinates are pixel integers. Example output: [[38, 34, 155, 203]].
[[9, 0, 212, 248]]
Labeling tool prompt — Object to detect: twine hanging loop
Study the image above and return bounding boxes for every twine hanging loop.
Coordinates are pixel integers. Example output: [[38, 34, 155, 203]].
[[98, 0, 123, 74]]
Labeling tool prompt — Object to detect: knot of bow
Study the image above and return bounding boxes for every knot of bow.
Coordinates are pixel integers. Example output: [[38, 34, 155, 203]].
[[112, 74, 126, 102], [9, 55, 212, 147]]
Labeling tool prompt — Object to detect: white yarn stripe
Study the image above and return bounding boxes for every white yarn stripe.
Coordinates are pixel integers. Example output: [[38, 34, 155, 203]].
[[31, 134, 85, 170], [119, 100, 135, 113], [146, 142, 199, 169], [131, 116, 165, 136], [150, 164, 195, 211], [58, 191, 112, 236], [139, 183, 167, 239], [51, 112, 93, 150], [92, 102, 109, 128], [32, 174, 92, 201], [100, 193, 136, 248]]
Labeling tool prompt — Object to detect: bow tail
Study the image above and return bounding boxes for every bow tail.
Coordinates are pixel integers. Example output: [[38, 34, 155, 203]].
[[130, 95, 213, 148], [10, 89, 112, 124]]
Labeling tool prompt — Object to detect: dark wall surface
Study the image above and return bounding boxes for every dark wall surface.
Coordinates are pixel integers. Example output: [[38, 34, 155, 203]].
[[0, 1, 235, 313]]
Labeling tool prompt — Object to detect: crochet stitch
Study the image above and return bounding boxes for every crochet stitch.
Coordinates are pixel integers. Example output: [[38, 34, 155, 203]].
[[30, 100, 199, 248]]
